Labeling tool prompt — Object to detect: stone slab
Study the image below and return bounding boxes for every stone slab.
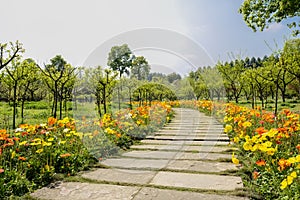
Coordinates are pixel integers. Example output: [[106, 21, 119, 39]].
[[141, 139, 230, 146], [122, 150, 231, 161], [101, 158, 169, 169], [31, 182, 140, 200], [166, 160, 237, 173], [82, 168, 156, 184], [130, 144, 233, 153], [147, 135, 229, 141], [134, 187, 249, 200], [150, 171, 244, 191]]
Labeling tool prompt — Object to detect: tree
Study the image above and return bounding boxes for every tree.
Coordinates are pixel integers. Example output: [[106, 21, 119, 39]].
[[217, 60, 245, 103], [96, 68, 117, 115], [39, 55, 76, 119], [239, 0, 300, 35], [4, 58, 36, 128], [0, 41, 24, 72], [167, 72, 181, 83], [107, 44, 134, 110], [189, 70, 209, 100], [281, 39, 300, 97], [107, 44, 134, 79], [131, 56, 150, 80], [18, 59, 39, 123]]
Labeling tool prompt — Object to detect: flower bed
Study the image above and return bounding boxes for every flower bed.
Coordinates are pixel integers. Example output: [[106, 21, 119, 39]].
[[224, 103, 300, 199], [171, 100, 300, 199], [0, 102, 173, 198]]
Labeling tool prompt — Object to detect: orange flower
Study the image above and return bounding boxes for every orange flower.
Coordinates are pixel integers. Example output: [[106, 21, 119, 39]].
[[255, 127, 268, 135], [48, 117, 57, 126], [278, 158, 291, 171], [0, 168, 4, 173], [18, 156, 26, 161], [253, 171, 259, 179], [256, 159, 266, 166], [296, 144, 300, 151], [60, 153, 71, 158]]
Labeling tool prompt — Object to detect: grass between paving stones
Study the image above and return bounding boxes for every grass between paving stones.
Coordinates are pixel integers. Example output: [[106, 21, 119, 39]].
[[84, 164, 240, 176], [116, 155, 232, 162], [62, 175, 251, 198]]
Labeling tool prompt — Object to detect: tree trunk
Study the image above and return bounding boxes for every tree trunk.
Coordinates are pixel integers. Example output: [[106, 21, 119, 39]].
[[13, 84, 17, 129], [103, 86, 107, 114], [21, 99, 25, 124]]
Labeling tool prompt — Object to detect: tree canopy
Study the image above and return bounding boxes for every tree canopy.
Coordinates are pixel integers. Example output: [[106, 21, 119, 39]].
[[239, 0, 300, 35]]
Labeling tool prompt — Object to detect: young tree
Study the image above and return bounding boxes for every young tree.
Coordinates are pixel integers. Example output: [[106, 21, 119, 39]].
[[107, 44, 134, 110], [107, 44, 134, 79], [39, 55, 76, 119], [131, 56, 150, 80], [4, 59, 34, 128], [0, 41, 24, 72], [217, 60, 245, 103]]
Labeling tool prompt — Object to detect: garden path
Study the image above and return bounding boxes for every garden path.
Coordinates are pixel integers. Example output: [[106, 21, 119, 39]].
[[31, 108, 248, 200]]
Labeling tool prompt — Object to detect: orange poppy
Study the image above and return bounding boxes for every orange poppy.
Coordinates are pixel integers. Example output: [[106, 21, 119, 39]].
[[256, 159, 266, 166], [48, 117, 57, 126]]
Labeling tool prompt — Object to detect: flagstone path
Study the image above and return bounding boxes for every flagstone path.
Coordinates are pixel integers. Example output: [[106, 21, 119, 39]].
[[31, 108, 249, 200]]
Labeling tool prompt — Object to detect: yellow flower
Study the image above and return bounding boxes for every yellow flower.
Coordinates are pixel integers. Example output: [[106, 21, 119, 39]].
[[242, 121, 252, 128], [42, 141, 52, 146], [266, 129, 278, 138], [45, 165, 50, 171], [224, 124, 232, 133], [280, 179, 288, 190], [36, 148, 44, 153], [47, 138, 54, 142], [288, 157, 297, 164], [266, 147, 276, 156], [287, 175, 294, 185], [232, 153, 239, 165], [243, 142, 252, 151], [291, 171, 297, 178], [11, 151, 16, 159], [19, 141, 27, 146]]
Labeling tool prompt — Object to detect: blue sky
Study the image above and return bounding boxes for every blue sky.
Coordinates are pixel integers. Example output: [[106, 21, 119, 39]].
[[1, 0, 296, 75]]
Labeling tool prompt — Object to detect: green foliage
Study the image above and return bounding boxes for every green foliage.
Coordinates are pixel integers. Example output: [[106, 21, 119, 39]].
[[131, 56, 150, 80], [239, 0, 300, 35], [107, 44, 134, 78]]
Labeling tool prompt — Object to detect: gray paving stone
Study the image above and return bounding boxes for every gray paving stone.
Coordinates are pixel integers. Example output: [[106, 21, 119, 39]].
[[166, 160, 238, 173], [134, 187, 249, 200], [130, 144, 233, 153], [147, 135, 229, 141], [141, 139, 230, 146], [122, 150, 231, 161], [150, 171, 244, 191], [31, 182, 140, 200], [82, 168, 156, 184], [101, 158, 169, 169]]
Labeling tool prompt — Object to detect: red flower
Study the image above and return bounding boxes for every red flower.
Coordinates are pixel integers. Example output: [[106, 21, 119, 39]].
[[0, 169, 4, 173]]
